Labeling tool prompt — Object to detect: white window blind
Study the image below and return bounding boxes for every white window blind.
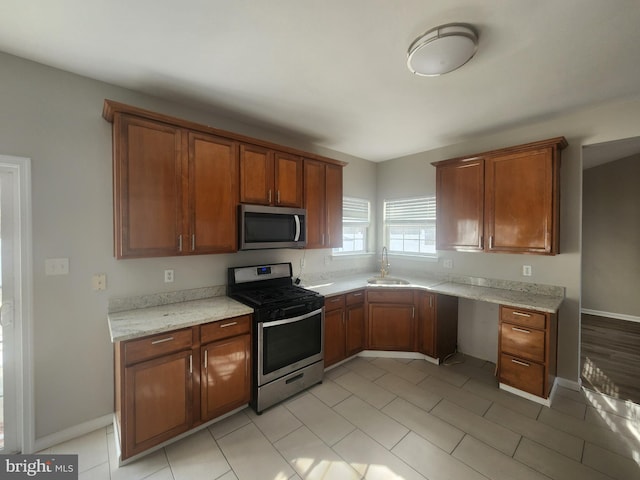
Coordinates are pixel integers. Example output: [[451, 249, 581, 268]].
[[334, 197, 370, 254], [384, 196, 436, 256]]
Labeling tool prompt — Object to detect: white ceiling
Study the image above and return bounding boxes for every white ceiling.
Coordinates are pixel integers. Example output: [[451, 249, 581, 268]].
[[2, 0, 640, 162]]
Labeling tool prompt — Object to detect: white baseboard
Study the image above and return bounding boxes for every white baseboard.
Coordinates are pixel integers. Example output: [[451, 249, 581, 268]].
[[555, 376, 581, 391], [581, 308, 640, 324], [499, 378, 559, 407], [33, 413, 113, 453], [358, 350, 440, 364]]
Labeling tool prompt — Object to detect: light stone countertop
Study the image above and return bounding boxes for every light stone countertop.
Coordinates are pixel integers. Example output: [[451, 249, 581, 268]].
[[108, 296, 254, 343], [304, 272, 564, 314], [108, 272, 564, 344]]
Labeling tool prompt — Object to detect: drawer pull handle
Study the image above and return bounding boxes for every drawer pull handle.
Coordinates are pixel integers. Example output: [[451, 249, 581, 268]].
[[329, 298, 342, 303], [511, 359, 530, 367], [512, 311, 531, 317], [151, 336, 174, 345], [352, 292, 363, 297], [511, 327, 531, 334], [220, 321, 238, 328]]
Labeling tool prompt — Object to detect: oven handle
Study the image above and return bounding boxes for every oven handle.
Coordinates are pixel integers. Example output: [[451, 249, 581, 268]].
[[294, 214, 301, 241], [262, 307, 323, 328]]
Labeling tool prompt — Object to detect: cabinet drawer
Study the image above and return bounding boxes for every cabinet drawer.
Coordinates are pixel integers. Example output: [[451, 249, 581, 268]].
[[500, 323, 545, 363], [499, 353, 544, 397], [346, 290, 365, 305], [367, 289, 414, 304], [325, 294, 345, 311], [124, 328, 193, 366], [500, 306, 546, 329], [201, 315, 251, 344]]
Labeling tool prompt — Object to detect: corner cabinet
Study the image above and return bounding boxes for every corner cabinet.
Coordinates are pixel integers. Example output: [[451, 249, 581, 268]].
[[433, 137, 567, 255], [114, 315, 251, 461], [367, 289, 416, 351], [304, 159, 343, 249], [111, 113, 238, 258]]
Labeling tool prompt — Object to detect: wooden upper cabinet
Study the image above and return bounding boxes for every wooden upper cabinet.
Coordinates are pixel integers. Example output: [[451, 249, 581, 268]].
[[485, 147, 558, 254], [239, 145, 302, 207], [112, 113, 239, 259], [304, 159, 343, 249], [433, 137, 566, 255], [274, 151, 303, 207], [435, 157, 484, 251], [188, 132, 239, 254], [104, 99, 346, 258], [114, 114, 184, 258]]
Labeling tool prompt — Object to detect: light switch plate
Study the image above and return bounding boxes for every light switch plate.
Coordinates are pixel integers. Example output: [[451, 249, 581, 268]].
[[45, 258, 69, 275], [522, 265, 532, 276]]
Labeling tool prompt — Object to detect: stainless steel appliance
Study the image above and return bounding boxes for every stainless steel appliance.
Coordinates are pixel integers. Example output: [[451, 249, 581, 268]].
[[238, 204, 306, 250], [227, 262, 324, 413]]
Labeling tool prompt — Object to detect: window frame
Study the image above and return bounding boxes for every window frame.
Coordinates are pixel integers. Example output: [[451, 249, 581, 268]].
[[383, 196, 437, 258]]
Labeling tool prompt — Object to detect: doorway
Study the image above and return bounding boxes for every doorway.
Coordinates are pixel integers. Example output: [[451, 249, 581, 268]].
[[0, 155, 33, 454], [581, 138, 640, 405]]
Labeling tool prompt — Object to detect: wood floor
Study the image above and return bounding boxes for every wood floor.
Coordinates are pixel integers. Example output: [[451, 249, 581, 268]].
[[581, 313, 640, 404]]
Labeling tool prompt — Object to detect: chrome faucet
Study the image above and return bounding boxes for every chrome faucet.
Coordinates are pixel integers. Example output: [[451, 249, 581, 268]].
[[380, 246, 390, 278]]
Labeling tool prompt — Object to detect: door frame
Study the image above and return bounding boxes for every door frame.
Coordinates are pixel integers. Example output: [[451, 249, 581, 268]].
[[0, 155, 34, 453]]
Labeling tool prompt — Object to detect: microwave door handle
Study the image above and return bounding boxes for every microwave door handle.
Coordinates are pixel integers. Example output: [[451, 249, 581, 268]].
[[294, 214, 301, 241]]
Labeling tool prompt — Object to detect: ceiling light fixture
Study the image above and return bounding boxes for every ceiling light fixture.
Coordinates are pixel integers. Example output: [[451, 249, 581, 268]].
[[407, 23, 478, 76]]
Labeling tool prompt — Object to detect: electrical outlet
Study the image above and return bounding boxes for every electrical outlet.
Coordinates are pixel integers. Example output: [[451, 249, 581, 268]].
[[522, 265, 532, 277], [164, 269, 174, 283], [443, 258, 454, 269], [92, 273, 106, 291]]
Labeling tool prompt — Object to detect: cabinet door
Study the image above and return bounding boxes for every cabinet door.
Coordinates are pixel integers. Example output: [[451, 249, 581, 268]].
[[418, 292, 435, 357], [324, 307, 346, 367], [485, 147, 557, 254], [189, 132, 239, 253], [304, 159, 327, 248], [368, 303, 415, 351], [240, 144, 274, 205], [274, 152, 303, 207], [114, 114, 184, 258], [345, 303, 365, 357], [123, 350, 192, 459], [435, 158, 484, 251], [325, 163, 343, 248], [201, 334, 250, 421]]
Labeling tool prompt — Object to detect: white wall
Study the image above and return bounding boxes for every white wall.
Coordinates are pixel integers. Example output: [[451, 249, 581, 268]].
[[376, 94, 640, 382], [0, 52, 377, 440]]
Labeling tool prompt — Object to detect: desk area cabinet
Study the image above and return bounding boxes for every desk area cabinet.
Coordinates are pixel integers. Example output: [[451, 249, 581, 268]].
[[498, 306, 557, 398]]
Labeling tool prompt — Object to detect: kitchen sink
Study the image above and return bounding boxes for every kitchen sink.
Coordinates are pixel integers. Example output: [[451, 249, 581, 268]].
[[367, 277, 411, 285]]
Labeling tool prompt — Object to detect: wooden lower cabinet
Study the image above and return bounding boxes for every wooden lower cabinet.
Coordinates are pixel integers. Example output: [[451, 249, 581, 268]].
[[123, 350, 193, 458], [418, 292, 458, 359], [324, 291, 365, 367], [345, 291, 366, 357], [498, 306, 557, 398], [367, 289, 416, 351], [115, 315, 251, 460], [201, 334, 250, 421]]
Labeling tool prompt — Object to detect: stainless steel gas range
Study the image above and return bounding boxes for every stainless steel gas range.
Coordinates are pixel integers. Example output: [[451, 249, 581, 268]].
[[227, 262, 324, 413]]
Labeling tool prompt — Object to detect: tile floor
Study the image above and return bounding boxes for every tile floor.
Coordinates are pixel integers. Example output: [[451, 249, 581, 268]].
[[42, 354, 640, 480]]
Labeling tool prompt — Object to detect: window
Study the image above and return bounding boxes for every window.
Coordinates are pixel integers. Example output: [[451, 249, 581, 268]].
[[334, 197, 370, 254], [384, 196, 436, 256]]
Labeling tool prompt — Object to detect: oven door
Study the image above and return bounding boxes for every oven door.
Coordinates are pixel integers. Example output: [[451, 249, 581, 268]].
[[257, 307, 324, 386]]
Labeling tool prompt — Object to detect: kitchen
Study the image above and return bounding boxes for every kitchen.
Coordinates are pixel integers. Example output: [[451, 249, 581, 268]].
[[1, 1, 640, 479]]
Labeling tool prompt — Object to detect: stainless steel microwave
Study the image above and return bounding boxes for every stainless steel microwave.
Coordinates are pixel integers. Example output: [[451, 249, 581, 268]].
[[238, 204, 306, 250]]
